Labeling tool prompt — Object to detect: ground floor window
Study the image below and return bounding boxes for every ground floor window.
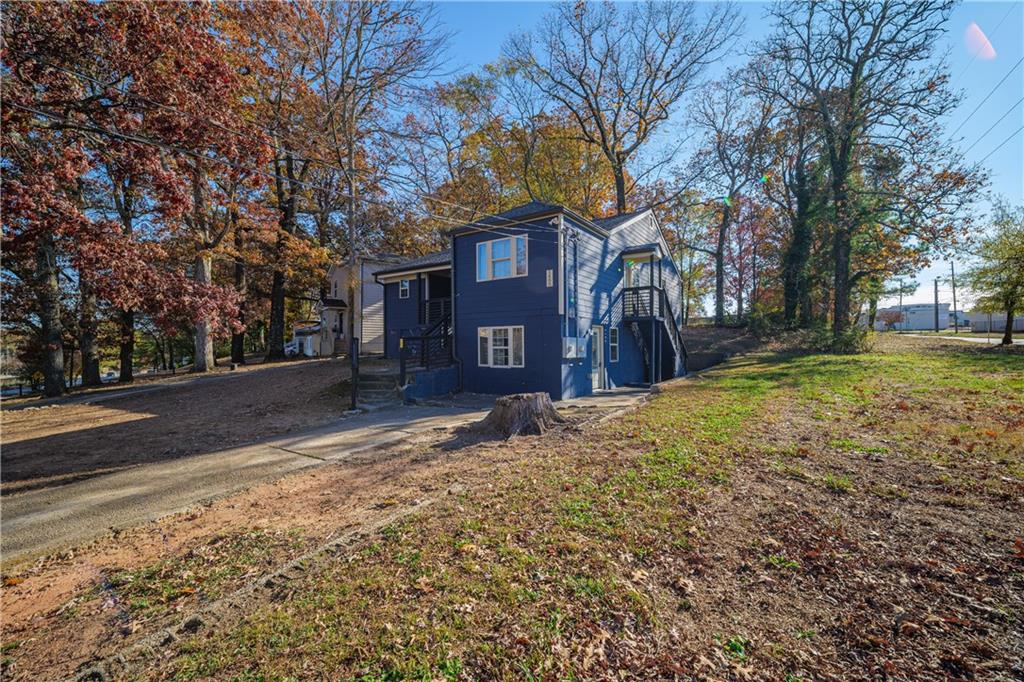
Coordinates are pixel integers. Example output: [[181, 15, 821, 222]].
[[478, 326, 524, 368], [609, 326, 619, 362]]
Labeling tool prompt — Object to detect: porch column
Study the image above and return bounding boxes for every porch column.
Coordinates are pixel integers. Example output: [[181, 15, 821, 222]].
[[417, 273, 424, 325], [650, 318, 656, 384]]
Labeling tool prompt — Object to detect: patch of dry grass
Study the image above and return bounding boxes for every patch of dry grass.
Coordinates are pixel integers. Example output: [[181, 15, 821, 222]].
[[11, 336, 1024, 680]]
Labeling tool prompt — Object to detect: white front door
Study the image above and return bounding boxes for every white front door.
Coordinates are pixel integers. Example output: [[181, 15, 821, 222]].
[[591, 325, 604, 391]]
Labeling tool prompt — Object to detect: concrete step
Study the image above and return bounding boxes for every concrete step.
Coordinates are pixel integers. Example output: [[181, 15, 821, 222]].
[[359, 381, 398, 392], [359, 375, 397, 384]]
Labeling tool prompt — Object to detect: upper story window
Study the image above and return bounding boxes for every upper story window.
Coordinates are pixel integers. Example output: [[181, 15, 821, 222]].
[[399, 279, 410, 299], [332, 280, 338, 297], [476, 235, 527, 281]]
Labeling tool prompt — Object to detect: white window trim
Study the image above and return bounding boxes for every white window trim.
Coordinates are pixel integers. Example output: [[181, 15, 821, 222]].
[[398, 279, 410, 299], [477, 326, 525, 368], [609, 327, 619, 363], [476, 235, 528, 282]]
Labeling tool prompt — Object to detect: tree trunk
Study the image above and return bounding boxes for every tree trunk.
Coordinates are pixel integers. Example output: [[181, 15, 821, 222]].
[[193, 251, 215, 372], [799, 285, 813, 328], [79, 280, 102, 387], [231, 221, 247, 365], [267, 268, 287, 360], [828, 149, 854, 342], [832, 226, 852, 340], [1002, 307, 1015, 345], [683, 252, 694, 326], [36, 234, 65, 397], [613, 161, 627, 215], [118, 309, 135, 382], [266, 153, 300, 361], [66, 337, 76, 389], [782, 213, 811, 326], [475, 392, 566, 438], [714, 204, 730, 327], [156, 336, 167, 371], [867, 296, 879, 329]]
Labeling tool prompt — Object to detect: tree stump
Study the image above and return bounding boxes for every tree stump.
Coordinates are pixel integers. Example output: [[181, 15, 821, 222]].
[[475, 392, 566, 438]]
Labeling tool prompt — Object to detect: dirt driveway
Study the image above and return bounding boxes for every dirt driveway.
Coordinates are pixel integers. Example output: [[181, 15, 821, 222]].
[[1, 357, 355, 493]]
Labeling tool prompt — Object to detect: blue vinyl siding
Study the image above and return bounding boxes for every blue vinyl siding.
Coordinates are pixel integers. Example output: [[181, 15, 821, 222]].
[[566, 212, 684, 392], [383, 277, 422, 358], [383, 204, 685, 400], [454, 222, 562, 398]]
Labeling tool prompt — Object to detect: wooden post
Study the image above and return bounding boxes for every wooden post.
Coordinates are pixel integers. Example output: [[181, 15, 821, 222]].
[[350, 337, 360, 409], [399, 337, 407, 387]]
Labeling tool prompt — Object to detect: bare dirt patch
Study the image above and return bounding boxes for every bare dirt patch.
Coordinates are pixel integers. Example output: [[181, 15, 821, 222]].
[[1, 357, 355, 492], [0, 402, 614, 680], [3, 337, 1021, 680]]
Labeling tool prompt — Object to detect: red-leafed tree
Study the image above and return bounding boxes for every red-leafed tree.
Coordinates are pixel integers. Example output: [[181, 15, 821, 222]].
[[2, 2, 272, 393]]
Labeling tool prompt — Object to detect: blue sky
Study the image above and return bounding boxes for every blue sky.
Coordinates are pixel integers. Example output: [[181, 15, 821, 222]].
[[434, 1, 1023, 309]]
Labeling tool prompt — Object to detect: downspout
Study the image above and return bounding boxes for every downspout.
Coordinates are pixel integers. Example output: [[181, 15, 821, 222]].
[[449, 232, 463, 393], [558, 214, 566, 337]]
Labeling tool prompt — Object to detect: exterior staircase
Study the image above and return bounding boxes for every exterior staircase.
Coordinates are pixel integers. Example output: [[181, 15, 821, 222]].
[[622, 285, 688, 382], [356, 364, 401, 407], [628, 321, 652, 382]]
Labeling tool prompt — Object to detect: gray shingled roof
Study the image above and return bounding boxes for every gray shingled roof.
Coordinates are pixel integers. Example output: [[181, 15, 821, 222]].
[[620, 242, 661, 257], [373, 249, 451, 277], [447, 201, 563, 231], [592, 208, 648, 230], [443, 201, 652, 236]]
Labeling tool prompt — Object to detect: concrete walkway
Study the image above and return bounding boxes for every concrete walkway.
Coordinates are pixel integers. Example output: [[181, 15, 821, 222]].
[[1, 402, 492, 563], [1, 388, 652, 563], [902, 333, 1024, 346]]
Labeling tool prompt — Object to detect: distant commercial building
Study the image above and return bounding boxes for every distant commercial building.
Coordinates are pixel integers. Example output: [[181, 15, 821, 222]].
[[964, 311, 1024, 333], [870, 303, 950, 331]]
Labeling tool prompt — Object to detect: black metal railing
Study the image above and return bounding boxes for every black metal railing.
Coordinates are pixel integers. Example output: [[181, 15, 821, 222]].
[[622, 286, 688, 368], [622, 286, 663, 319], [399, 311, 453, 386], [419, 297, 452, 326]]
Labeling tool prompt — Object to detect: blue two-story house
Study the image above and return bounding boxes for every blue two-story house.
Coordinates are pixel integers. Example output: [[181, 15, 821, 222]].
[[374, 201, 687, 401]]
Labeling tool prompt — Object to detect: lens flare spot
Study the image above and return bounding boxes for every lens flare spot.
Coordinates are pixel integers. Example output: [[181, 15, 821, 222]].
[[964, 22, 996, 60]]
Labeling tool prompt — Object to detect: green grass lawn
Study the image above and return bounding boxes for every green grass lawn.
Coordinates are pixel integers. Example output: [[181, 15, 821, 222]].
[[143, 336, 1023, 681], [6, 336, 1022, 681]]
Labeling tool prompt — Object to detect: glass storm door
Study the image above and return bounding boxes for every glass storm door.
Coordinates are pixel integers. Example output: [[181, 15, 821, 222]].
[[591, 325, 604, 391]]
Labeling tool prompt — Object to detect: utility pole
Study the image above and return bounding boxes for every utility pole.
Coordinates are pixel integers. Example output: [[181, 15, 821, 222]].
[[934, 278, 940, 333], [950, 262, 959, 334], [898, 278, 904, 333]]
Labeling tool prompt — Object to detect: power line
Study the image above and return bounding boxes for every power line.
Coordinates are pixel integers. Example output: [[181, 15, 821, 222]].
[[977, 124, 1024, 165], [949, 55, 1024, 139], [962, 95, 1024, 155]]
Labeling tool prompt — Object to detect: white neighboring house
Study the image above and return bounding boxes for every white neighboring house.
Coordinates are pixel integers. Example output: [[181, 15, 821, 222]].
[[871, 303, 949, 331], [289, 321, 320, 357], [317, 255, 400, 356], [964, 310, 1024, 333]]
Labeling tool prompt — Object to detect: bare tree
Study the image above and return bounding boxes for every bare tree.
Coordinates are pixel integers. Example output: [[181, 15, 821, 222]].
[[506, 1, 742, 214], [761, 0, 967, 340], [308, 1, 449, 351], [752, 98, 825, 327], [687, 78, 771, 326]]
